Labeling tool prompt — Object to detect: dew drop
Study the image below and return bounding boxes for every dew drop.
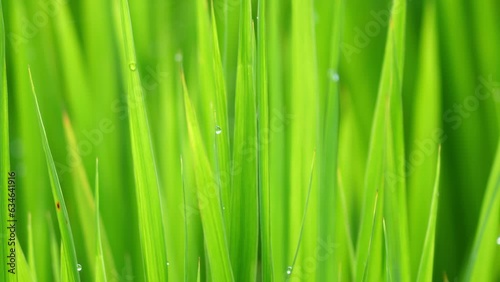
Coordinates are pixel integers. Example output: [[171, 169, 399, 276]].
[[328, 69, 339, 82], [175, 52, 183, 62], [286, 266, 292, 275], [496, 236, 500, 245], [129, 63, 137, 71], [215, 126, 222, 135], [167, 261, 170, 266], [77, 264, 82, 272]]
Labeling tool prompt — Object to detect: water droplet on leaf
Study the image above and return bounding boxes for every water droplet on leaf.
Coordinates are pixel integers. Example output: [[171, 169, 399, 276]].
[[175, 52, 183, 62], [497, 236, 500, 245], [328, 69, 339, 82], [216, 126, 222, 135], [286, 266, 292, 275], [129, 63, 137, 71], [77, 264, 82, 272]]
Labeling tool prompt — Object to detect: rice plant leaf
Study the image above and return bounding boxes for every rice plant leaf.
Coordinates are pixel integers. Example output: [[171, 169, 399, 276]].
[[15, 240, 36, 282], [117, 0, 168, 280], [95, 159, 107, 282], [337, 171, 356, 281], [196, 258, 201, 282], [195, 0, 219, 151], [0, 35, 31, 282], [289, 0, 319, 277], [439, 0, 497, 271], [210, 1, 231, 218], [182, 73, 234, 281], [29, 68, 80, 282], [48, 215, 61, 282], [359, 191, 384, 282], [62, 113, 117, 280], [407, 0, 442, 277], [27, 214, 37, 281], [227, 0, 259, 280], [0, 3, 12, 279], [317, 0, 344, 280], [267, 0, 288, 274], [383, 91, 410, 282], [256, 0, 274, 280], [5, 2, 53, 280], [61, 244, 70, 281], [52, 0, 94, 143], [416, 148, 441, 282], [287, 152, 316, 281], [356, 0, 409, 280], [180, 156, 190, 282], [464, 140, 500, 281]]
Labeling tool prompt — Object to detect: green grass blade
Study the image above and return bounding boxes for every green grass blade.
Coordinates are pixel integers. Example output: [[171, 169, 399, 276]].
[[5, 2, 52, 280], [210, 1, 232, 219], [27, 213, 37, 282], [182, 73, 234, 281], [317, 0, 344, 279], [289, 0, 319, 277], [464, 140, 500, 281], [383, 98, 410, 282], [180, 156, 190, 282], [227, 0, 259, 280], [0, 2, 11, 279], [337, 172, 356, 280], [357, 0, 409, 281], [117, 0, 168, 280], [195, 0, 219, 152], [287, 152, 316, 281], [15, 240, 36, 282], [62, 113, 117, 280], [29, 68, 80, 282], [52, 0, 94, 148], [48, 215, 61, 282], [61, 244, 70, 281], [267, 0, 287, 274], [95, 159, 107, 282], [416, 148, 441, 282], [407, 0, 442, 277], [358, 192, 384, 282], [196, 258, 201, 282], [256, 0, 274, 280]]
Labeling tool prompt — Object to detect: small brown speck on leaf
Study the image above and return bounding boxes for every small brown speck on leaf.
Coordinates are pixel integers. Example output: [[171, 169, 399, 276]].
[[56, 202, 60, 210]]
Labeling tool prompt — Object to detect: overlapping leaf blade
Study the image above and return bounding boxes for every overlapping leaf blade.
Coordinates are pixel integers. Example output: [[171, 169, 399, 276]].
[[356, 0, 409, 281], [182, 73, 234, 281], [464, 140, 500, 281], [30, 70, 80, 282], [116, 0, 169, 280]]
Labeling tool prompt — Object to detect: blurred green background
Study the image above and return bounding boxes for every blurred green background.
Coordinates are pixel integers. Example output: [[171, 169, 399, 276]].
[[1, 0, 499, 281]]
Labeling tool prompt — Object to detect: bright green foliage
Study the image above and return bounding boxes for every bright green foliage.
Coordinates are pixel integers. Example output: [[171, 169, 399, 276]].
[[356, 0, 410, 281], [62, 115, 117, 281], [1, 0, 500, 281], [416, 148, 441, 282], [183, 73, 234, 281], [117, 0, 168, 281], [30, 69, 80, 282], [227, 0, 259, 280], [256, 0, 274, 280], [95, 159, 107, 282], [0, 3, 13, 281], [464, 141, 500, 281], [408, 0, 441, 278]]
